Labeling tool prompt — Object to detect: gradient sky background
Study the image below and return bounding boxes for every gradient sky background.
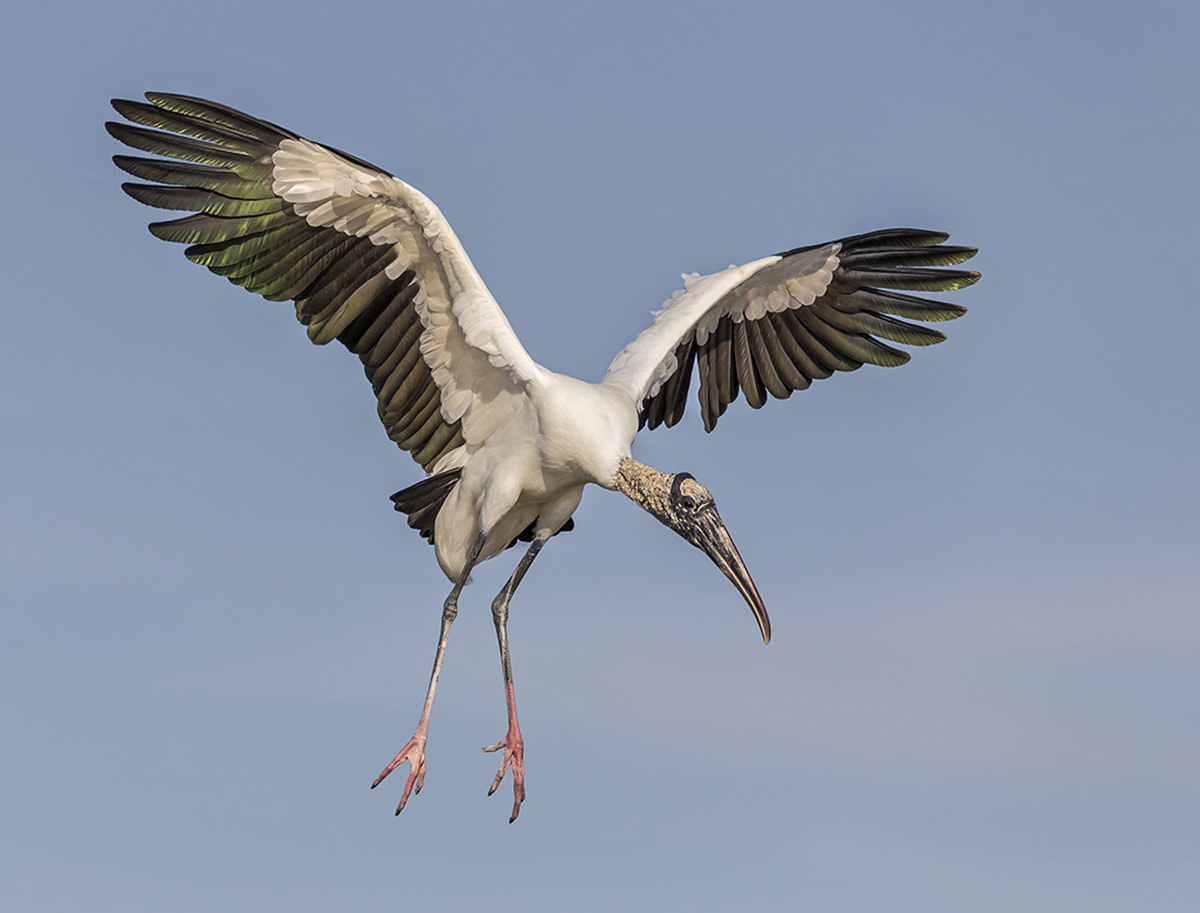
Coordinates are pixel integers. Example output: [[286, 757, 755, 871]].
[[3, 1, 1198, 910]]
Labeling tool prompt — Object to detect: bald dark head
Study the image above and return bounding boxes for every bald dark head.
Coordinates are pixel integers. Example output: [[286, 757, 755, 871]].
[[612, 458, 771, 644]]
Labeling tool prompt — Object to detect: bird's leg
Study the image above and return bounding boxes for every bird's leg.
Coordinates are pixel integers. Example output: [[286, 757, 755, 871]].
[[372, 530, 486, 815], [482, 530, 548, 823]]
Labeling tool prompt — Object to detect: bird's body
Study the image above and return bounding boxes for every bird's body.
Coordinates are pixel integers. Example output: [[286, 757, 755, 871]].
[[433, 371, 635, 579], [108, 92, 978, 823]]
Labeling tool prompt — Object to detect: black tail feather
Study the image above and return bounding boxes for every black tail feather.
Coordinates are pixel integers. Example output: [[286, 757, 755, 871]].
[[391, 469, 462, 544]]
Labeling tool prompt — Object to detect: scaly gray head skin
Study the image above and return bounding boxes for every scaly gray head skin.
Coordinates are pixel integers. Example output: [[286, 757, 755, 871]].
[[612, 458, 771, 644]]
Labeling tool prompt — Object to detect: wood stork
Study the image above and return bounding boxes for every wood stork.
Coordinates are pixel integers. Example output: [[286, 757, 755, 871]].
[[107, 92, 978, 823]]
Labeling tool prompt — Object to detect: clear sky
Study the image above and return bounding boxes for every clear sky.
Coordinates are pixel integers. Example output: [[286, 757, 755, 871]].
[[3, 1, 1197, 910]]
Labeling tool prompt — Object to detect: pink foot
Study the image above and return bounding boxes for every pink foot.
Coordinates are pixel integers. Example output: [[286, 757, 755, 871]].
[[371, 732, 427, 815], [483, 727, 525, 823]]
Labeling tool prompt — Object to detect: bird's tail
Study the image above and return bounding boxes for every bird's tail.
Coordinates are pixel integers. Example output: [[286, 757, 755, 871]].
[[390, 469, 463, 545]]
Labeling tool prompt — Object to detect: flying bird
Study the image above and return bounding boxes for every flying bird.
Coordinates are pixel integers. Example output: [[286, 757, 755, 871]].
[[107, 92, 978, 823]]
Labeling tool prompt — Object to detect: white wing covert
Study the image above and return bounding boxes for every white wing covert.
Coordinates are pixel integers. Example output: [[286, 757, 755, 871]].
[[108, 93, 541, 473], [603, 229, 979, 432]]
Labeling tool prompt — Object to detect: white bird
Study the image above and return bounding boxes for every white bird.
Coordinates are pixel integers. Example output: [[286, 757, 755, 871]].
[[108, 93, 978, 822]]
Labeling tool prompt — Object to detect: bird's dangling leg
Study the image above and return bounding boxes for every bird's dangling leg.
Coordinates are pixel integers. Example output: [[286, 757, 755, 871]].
[[372, 530, 487, 815], [483, 529, 549, 823]]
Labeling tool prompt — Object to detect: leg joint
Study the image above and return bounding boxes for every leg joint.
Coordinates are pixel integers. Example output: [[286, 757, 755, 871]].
[[491, 591, 509, 623]]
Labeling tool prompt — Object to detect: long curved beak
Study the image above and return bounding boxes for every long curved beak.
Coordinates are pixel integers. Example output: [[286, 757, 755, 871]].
[[689, 510, 772, 644]]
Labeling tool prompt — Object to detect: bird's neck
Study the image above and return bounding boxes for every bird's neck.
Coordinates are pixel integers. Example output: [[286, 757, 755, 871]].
[[611, 457, 672, 515]]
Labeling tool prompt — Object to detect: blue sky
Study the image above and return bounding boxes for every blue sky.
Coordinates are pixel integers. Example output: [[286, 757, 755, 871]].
[[3, 1, 1197, 910]]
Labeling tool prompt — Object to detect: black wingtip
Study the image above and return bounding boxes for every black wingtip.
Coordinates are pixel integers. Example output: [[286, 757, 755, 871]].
[[118, 181, 151, 205]]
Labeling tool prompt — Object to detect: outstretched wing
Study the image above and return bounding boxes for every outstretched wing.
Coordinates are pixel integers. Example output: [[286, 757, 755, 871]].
[[108, 92, 543, 473], [603, 229, 979, 432]]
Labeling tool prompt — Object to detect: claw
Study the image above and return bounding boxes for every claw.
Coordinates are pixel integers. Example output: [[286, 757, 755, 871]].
[[483, 730, 525, 822], [372, 733, 427, 815]]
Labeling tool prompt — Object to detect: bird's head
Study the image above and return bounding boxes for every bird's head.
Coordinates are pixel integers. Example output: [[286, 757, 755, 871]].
[[612, 459, 771, 644]]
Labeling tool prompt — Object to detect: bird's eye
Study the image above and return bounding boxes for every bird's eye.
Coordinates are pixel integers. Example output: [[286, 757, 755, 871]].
[[678, 494, 696, 512]]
